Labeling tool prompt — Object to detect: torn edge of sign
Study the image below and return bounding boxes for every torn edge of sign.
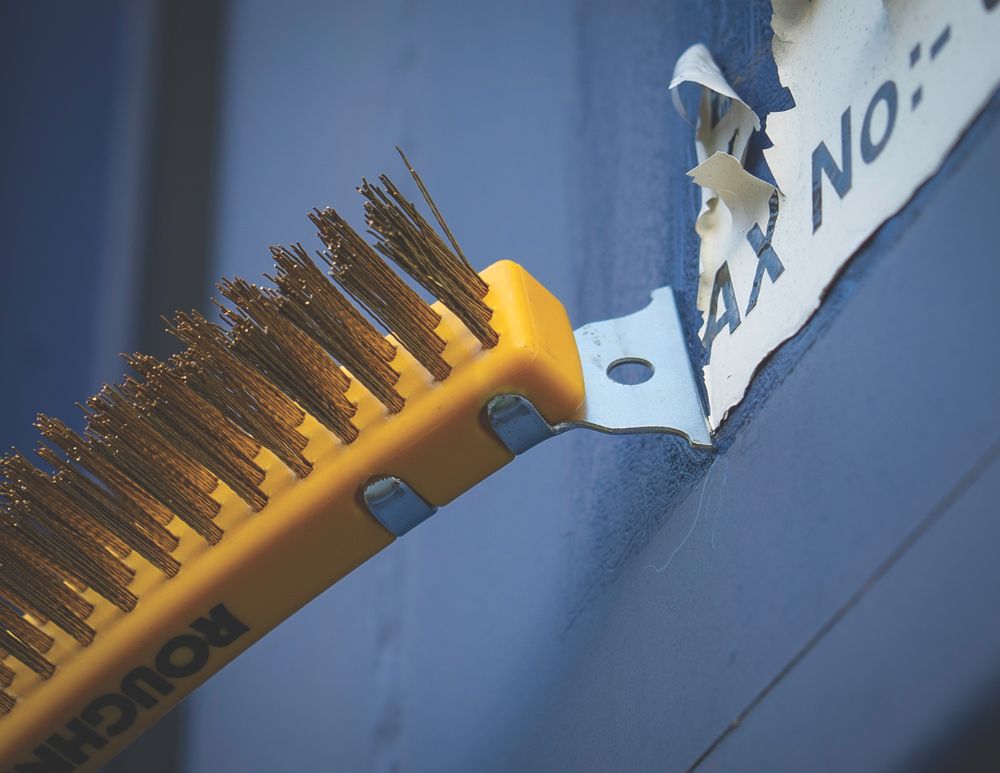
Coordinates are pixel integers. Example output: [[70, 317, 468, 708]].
[[669, 44, 775, 429]]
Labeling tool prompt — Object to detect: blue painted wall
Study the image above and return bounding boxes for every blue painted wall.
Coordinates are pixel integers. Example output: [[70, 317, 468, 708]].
[[1, 1, 998, 770], [0, 1, 134, 448]]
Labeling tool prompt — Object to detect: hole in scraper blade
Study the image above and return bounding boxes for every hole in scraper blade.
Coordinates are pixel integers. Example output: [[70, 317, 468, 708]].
[[606, 357, 655, 386]]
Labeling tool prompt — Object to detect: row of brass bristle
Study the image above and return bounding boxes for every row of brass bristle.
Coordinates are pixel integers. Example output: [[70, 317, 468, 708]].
[[0, 151, 496, 711]]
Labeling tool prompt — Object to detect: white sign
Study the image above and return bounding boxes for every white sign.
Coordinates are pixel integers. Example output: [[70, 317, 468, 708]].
[[674, 0, 1000, 429]]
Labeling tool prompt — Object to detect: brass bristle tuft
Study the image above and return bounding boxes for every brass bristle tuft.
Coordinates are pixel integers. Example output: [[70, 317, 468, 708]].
[[268, 244, 405, 411], [0, 690, 15, 715], [35, 417, 182, 577], [0, 661, 15, 688], [394, 148, 473, 269], [0, 453, 136, 614], [122, 353, 268, 512], [82, 388, 224, 545], [0, 459, 97, 646], [362, 176, 496, 347], [166, 311, 312, 479], [359, 172, 498, 349], [311, 208, 451, 381], [0, 628, 54, 681], [0, 604, 53, 661], [217, 279, 359, 444]]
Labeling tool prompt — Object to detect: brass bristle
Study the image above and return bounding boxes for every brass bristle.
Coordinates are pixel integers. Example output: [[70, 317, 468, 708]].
[[0, 454, 137, 613], [311, 208, 451, 381], [2, 452, 123, 553], [269, 244, 406, 412], [0, 661, 15, 689], [83, 389, 224, 545], [0, 559, 93, 646], [0, 589, 48, 627], [122, 353, 268, 512], [394, 147, 478, 275], [38, 415, 176, 532], [166, 311, 312, 479], [0, 690, 14, 715], [360, 174, 498, 349], [34, 417, 181, 577], [0, 498, 94, 645], [0, 629, 54, 681], [217, 279, 359, 444], [0, 600, 53, 656]]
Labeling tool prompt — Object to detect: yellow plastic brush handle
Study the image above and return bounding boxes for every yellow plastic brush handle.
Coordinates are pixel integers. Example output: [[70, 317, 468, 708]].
[[0, 260, 584, 771]]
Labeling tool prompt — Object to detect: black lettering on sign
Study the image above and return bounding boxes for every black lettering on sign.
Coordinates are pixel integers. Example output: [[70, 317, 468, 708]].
[[702, 262, 741, 363], [13, 603, 249, 771], [745, 191, 784, 315], [929, 25, 951, 59], [861, 81, 898, 163], [811, 107, 852, 233]]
